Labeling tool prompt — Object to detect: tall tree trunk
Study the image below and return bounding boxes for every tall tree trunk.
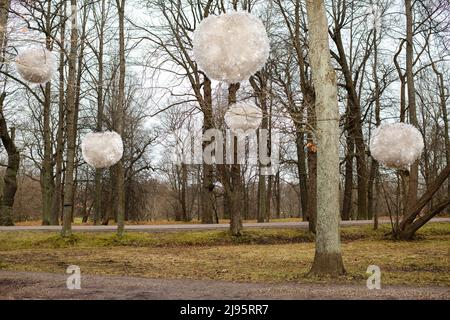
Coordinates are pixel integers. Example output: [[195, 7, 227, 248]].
[[61, 0, 79, 237], [115, 0, 126, 236], [333, 28, 367, 220], [431, 62, 450, 214], [0, 94, 19, 226], [50, 1, 66, 226], [250, 73, 271, 223], [342, 128, 354, 221], [228, 83, 242, 236], [41, 0, 54, 225], [201, 76, 215, 224], [0, 0, 16, 227], [94, 0, 106, 225], [405, 0, 419, 210], [294, 120, 308, 221], [368, 27, 381, 224], [306, 0, 345, 276]]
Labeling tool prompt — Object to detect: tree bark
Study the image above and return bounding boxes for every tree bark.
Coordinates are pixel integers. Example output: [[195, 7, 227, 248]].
[[294, 120, 308, 221], [50, 1, 66, 226], [41, 0, 54, 225], [0, 94, 19, 226], [61, 0, 79, 237], [405, 0, 419, 210], [306, 0, 345, 276], [368, 27, 381, 224], [227, 83, 242, 236], [115, 0, 126, 236], [306, 102, 318, 232], [342, 128, 354, 221], [201, 76, 215, 224], [431, 62, 450, 214], [94, 0, 106, 225]]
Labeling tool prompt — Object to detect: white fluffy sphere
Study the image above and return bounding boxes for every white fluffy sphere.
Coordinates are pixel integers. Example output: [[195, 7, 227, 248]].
[[81, 131, 124, 169], [15, 47, 56, 84], [225, 102, 262, 131], [370, 123, 424, 170], [193, 11, 270, 83]]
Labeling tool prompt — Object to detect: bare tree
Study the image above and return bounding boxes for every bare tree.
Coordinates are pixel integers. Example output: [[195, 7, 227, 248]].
[[306, 0, 345, 276], [61, 0, 79, 237]]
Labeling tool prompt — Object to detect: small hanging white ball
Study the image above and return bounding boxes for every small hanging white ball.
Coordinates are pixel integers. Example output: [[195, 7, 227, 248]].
[[193, 11, 270, 83], [15, 47, 56, 84], [370, 123, 424, 170], [225, 102, 263, 132], [81, 131, 124, 169]]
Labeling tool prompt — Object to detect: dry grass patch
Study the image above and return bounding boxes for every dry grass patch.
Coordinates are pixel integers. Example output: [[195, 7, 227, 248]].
[[0, 223, 448, 286]]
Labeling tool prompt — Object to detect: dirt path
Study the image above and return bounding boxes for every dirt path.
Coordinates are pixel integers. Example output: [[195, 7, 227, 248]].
[[1, 218, 449, 233], [0, 271, 448, 300]]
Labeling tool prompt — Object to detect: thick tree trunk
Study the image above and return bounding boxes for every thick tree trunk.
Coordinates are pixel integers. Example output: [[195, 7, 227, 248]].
[[0, 94, 19, 226], [61, 0, 79, 237], [306, 0, 345, 276]]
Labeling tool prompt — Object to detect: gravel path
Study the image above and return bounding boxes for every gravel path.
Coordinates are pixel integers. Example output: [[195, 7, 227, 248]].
[[0, 271, 448, 300], [1, 218, 449, 233]]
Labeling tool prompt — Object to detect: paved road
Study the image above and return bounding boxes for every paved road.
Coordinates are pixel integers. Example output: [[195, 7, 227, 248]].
[[0, 270, 448, 300], [0, 218, 448, 233]]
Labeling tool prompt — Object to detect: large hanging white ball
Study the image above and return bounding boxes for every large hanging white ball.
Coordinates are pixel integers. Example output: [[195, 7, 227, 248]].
[[193, 11, 270, 83], [225, 102, 263, 131], [15, 47, 56, 84], [370, 123, 424, 170], [81, 131, 124, 169]]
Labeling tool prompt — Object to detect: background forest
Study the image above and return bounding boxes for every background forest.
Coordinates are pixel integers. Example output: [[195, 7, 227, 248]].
[[0, 0, 448, 234]]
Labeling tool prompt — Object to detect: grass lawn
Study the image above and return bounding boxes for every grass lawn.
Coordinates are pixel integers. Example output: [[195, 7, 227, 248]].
[[0, 223, 448, 286]]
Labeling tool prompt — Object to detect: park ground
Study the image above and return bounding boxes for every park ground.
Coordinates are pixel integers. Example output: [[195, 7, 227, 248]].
[[0, 222, 449, 299]]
